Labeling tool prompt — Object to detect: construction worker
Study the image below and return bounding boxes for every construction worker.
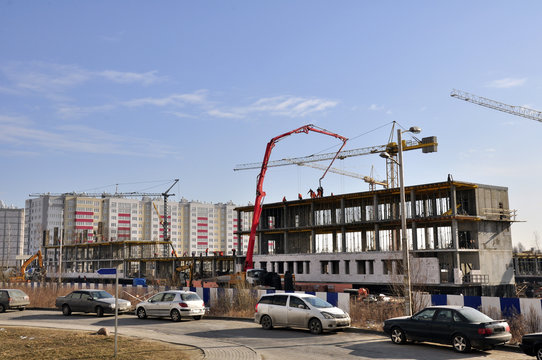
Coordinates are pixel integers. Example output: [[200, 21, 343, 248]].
[[317, 186, 323, 197], [308, 189, 316, 198], [282, 196, 286, 202], [298, 193, 303, 200]]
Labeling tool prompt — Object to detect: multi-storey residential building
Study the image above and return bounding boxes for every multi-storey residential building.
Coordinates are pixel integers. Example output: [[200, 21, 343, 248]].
[[25, 195, 64, 254], [26, 195, 239, 271], [178, 200, 239, 256], [0, 201, 25, 268]]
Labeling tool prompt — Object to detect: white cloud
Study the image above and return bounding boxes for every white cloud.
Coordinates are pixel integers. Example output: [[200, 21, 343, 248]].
[[368, 103, 392, 115], [98, 70, 165, 85], [165, 111, 197, 119], [56, 104, 115, 119], [1, 61, 165, 96], [209, 95, 338, 119], [123, 90, 208, 108], [0, 116, 175, 157], [487, 77, 526, 88], [207, 109, 243, 119], [368, 104, 384, 111]]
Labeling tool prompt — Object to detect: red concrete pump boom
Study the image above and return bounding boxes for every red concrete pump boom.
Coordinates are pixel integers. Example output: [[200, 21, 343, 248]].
[[244, 124, 348, 270]]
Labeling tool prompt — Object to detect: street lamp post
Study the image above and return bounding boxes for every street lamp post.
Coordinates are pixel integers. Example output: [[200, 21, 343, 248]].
[[381, 126, 421, 316]]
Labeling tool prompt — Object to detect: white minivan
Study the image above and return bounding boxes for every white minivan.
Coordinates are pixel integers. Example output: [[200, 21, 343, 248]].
[[254, 293, 350, 334]]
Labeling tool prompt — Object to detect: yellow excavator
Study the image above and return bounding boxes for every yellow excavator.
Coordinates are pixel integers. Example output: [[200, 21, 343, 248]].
[[10, 250, 45, 282]]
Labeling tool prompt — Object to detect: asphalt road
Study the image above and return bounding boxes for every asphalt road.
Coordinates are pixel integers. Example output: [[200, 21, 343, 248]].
[[0, 310, 533, 360]]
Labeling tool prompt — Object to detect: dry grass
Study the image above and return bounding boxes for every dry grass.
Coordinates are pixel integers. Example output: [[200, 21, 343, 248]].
[[207, 282, 258, 318], [0, 326, 202, 360], [349, 300, 404, 331]]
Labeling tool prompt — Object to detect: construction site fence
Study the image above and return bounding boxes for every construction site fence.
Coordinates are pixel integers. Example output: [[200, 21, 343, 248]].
[[3, 282, 542, 320]]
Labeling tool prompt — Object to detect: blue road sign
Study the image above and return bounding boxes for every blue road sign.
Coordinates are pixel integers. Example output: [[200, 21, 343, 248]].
[[97, 268, 117, 275]]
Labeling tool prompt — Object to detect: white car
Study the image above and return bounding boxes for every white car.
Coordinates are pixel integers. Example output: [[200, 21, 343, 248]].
[[254, 293, 350, 334], [135, 290, 205, 322]]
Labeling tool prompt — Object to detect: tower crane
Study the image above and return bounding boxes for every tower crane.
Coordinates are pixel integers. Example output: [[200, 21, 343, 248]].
[[287, 160, 388, 190], [234, 122, 437, 188], [242, 124, 348, 270], [450, 89, 542, 123]]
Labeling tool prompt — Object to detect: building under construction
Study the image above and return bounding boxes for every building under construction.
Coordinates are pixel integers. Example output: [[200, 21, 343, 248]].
[[43, 240, 235, 285], [235, 179, 517, 297]]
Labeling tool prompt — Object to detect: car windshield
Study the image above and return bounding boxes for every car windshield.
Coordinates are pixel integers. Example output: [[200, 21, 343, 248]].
[[91, 291, 114, 299], [458, 307, 493, 322], [304, 296, 333, 308]]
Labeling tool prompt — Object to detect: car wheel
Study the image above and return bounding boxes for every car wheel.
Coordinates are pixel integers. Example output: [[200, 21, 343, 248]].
[[390, 327, 406, 344], [96, 306, 104, 317], [260, 315, 273, 330], [193, 315, 202, 320], [536, 345, 542, 360], [62, 304, 71, 316], [136, 307, 147, 319], [18, 307, 25, 311], [309, 318, 323, 335], [0, 304, 5, 313], [170, 309, 181, 322], [452, 333, 471, 353]]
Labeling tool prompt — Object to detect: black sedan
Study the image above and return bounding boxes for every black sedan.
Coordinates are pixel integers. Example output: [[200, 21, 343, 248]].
[[383, 305, 511, 353], [520, 333, 542, 359], [55, 290, 131, 317]]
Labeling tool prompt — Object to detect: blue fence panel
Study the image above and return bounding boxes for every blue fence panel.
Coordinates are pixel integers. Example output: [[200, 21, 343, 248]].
[[463, 296, 482, 310], [431, 294, 447, 306], [326, 292, 338, 306], [500, 297, 520, 317], [202, 287, 211, 306]]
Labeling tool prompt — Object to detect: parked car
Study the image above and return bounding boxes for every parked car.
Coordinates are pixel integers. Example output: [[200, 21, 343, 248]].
[[520, 332, 542, 360], [55, 290, 132, 317], [135, 290, 205, 322], [0, 289, 30, 312], [254, 293, 350, 334], [383, 305, 511, 353]]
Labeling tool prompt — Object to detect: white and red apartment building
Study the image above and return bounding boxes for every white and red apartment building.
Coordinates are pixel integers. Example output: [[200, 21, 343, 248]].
[[25, 195, 239, 257]]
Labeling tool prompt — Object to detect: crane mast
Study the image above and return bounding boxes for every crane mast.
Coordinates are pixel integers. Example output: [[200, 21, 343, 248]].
[[451, 89, 542, 123]]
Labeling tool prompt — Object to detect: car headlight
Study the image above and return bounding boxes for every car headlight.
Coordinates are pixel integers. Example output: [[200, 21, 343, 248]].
[[321, 312, 334, 319]]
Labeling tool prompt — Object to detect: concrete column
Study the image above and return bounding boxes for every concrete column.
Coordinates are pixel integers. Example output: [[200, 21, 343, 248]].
[[284, 232, 288, 253], [332, 231, 338, 252], [451, 183, 460, 269], [283, 205, 288, 228], [410, 189, 418, 250], [340, 198, 345, 225], [375, 223, 380, 251], [310, 202, 314, 226], [362, 230, 367, 252], [372, 194, 378, 221], [341, 226, 346, 252], [311, 229, 316, 253]]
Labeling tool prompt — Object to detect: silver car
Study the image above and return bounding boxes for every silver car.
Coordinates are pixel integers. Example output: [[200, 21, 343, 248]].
[[255, 293, 351, 334], [0, 289, 30, 312], [56, 290, 132, 317], [135, 290, 205, 322]]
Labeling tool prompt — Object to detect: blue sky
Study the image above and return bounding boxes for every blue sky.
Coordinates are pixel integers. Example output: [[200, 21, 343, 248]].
[[1, 1, 541, 249]]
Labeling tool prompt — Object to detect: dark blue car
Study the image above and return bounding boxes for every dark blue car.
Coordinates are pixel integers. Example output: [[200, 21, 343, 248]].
[[383, 305, 511, 353]]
